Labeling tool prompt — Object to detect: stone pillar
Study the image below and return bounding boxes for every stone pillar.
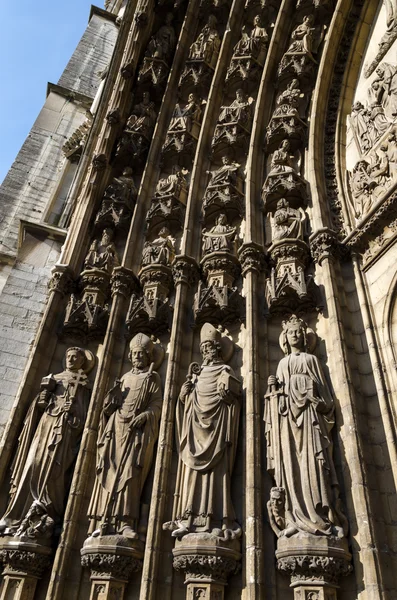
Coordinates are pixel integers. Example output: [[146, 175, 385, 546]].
[[275, 536, 352, 600], [81, 536, 143, 600], [0, 541, 52, 600], [173, 536, 241, 600]]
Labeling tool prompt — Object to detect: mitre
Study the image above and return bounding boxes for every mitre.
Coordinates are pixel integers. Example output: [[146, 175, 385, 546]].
[[200, 323, 221, 345], [130, 332, 154, 356]]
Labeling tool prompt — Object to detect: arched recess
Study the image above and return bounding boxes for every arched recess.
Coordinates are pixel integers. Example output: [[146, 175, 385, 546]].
[[382, 270, 397, 411], [306, 0, 380, 233]]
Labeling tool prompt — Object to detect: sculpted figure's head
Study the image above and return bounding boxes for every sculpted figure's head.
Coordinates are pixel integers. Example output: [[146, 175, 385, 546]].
[[122, 166, 133, 177], [208, 14, 217, 28], [217, 213, 227, 225], [221, 154, 230, 165], [129, 333, 153, 370], [303, 14, 314, 25], [253, 14, 262, 26], [102, 228, 114, 244], [269, 487, 285, 514], [280, 139, 290, 151], [236, 88, 246, 102], [276, 198, 288, 210], [165, 12, 173, 24], [352, 101, 364, 112], [200, 323, 222, 364], [65, 347, 87, 371], [280, 315, 315, 355]]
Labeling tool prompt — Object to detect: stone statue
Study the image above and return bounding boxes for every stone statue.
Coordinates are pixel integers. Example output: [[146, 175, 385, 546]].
[[202, 214, 236, 254], [218, 89, 253, 126], [272, 198, 304, 241], [268, 140, 295, 175], [145, 13, 176, 62], [104, 167, 137, 207], [141, 227, 175, 266], [84, 228, 120, 274], [125, 92, 157, 139], [207, 155, 241, 187], [87, 334, 163, 538], [273, 79, 301, 115], [0, 347, 94, 538], [372, 62, 397, 120], [189, 15, 221, 62], [264, 316, 348, 539], [169, 94, 202, 131], [164, 323, 241, 539], [233, 15, 268, 56], [349, 101, 375, 153], [155, 167, 188, 196], [349, 159, 377, 219], [285, 15, 315, 58]]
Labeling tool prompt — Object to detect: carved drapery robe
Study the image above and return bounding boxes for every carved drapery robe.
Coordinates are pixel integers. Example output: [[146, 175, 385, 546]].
[[1, 370, 91, 531], [174, 363, 240, 532], [264, 352, 347, 537], [88, 369, 162, 534]]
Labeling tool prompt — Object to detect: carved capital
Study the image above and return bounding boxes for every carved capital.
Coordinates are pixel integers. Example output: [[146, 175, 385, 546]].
[[48, 265, 74, 296], [173, 554, 239, 585], [111, 267, 139, 298], [309, 229, 340, 266], [238, 243, 265, 276], [275, 536, 352, 588], [172, 255, 199, 287], [0, 548, 52, 579], [81, 552, 142, 581]]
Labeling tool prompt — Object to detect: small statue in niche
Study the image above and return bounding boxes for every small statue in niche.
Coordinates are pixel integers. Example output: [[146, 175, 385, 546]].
[[104, 167, 137, 207], [264, 315, 348, 539], [155, 167, 188, 196], [189, 15, 221, 62], [164, 323, 242, 539], [218, 89, 253, 126], [272, 198, 304, 241], [367, 82, 390, 138], [169, 94, 202, 131], [87, 334, 163, 538], [125, 92, 157, 139], [285, 15, 315, 59], [268, 139, 296, 176], [84, 228, 120, 275], [349, 159, 376, 219], [141, 227, 175, 266], [145, 13, 176, 62], [202, 214, 237, 254], [207, 155, 241, 187], [273, 79, 302, 116], [0, 347, 94, 539], [233, 15, 268, 56]]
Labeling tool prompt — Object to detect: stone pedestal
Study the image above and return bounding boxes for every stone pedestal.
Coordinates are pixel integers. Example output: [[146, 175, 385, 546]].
[[275, 535, 352, 600], [81, 535, 144, 600], [173, 533, 241, 600], [0, 539, 52, 600]]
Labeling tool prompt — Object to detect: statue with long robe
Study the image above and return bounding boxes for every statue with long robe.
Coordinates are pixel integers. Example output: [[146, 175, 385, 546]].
[[87, 333, 163, 538], [84, 228, 120, 275], [272, 198, 303, 241], [0, 347, 94, 539], [264, 316, 348, 539], [164, 323, 242, 540], [189, 15, 221, 62], [202, 214, 236, 254], [207, 155, 241, 187]]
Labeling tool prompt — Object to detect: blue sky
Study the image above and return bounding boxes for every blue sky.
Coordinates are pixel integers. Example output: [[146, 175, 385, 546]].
[[0, 0, 95, 184]]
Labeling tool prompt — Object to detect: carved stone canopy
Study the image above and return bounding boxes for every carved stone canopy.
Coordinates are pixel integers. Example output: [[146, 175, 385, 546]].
[[194, 281, 244, 326]]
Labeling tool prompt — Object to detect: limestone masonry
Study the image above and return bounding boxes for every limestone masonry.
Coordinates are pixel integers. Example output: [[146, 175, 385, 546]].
[[0, 0, 395, 598]]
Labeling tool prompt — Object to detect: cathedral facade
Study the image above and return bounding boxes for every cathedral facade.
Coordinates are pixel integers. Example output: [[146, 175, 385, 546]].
[[0, 0, 395, 598]]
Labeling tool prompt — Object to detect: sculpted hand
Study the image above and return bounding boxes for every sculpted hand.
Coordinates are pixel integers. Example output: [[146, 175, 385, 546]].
[[38, 390, 52, 407], [267, 375, 277, 386], [180, 381, 194, 398], [130, 413, 147, 429]]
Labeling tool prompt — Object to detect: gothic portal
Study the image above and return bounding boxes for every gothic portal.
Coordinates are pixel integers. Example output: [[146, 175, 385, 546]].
[[0, 0, 396, 598]]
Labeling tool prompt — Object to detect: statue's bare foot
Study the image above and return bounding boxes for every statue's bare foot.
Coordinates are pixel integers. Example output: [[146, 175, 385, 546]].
[[90, 529, 101, 538], [171, 525, 189, 538], [121, 526, 139, 540]]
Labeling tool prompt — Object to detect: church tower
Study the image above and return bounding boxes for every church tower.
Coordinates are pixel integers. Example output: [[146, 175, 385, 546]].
[[0, 0, 396, 598]]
